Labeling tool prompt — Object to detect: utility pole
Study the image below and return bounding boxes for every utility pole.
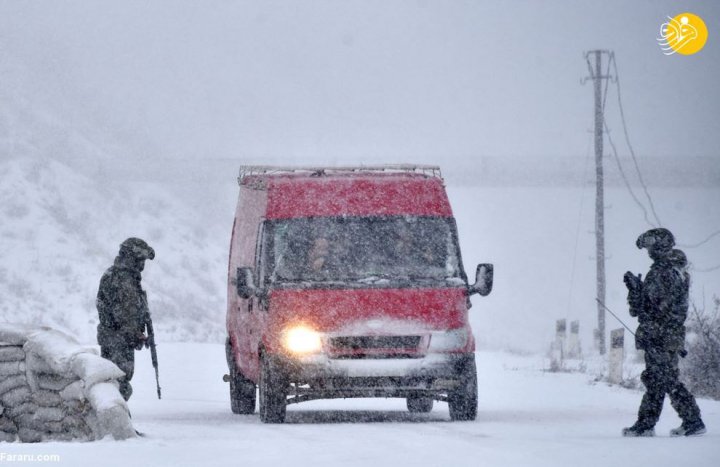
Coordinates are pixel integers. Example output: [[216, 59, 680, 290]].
[[583, 50, 613, 355]]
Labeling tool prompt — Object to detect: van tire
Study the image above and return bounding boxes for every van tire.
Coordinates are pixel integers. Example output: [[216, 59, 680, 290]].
[[448, 354, 478, 421], [258, 355, 287, 423], [406, 395, 434, 413], [226, 338, 256, 414]]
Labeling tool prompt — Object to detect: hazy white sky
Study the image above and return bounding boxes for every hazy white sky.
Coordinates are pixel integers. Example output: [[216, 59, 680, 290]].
[[1, 0, 719, 168]]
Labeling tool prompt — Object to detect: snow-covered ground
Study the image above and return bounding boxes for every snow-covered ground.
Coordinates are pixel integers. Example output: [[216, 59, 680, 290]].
[[2, 344, 717, 466]]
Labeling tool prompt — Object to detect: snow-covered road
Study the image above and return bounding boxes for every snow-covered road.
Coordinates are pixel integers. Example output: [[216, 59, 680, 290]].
[[2, 344, 718, 466]]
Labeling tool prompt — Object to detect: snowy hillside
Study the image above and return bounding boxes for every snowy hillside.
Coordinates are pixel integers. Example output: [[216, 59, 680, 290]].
[[0, 156, 228, 343], [0, 55, 229, 343]]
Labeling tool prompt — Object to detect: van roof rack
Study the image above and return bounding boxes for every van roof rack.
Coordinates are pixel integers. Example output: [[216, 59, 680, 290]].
[[238, 164, 442, 185]]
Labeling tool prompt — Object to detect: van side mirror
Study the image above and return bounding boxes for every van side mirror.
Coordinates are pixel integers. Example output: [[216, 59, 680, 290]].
[[469, 263, 493, 296], [236, 267, 256, 299]]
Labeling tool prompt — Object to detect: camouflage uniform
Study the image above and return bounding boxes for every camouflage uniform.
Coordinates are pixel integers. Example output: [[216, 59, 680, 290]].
[[623, 229, 705, 437], [96, 238, 155, 401]]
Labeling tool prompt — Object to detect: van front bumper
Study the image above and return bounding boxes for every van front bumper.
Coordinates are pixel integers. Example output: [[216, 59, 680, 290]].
[[272, 352, 474, 401]]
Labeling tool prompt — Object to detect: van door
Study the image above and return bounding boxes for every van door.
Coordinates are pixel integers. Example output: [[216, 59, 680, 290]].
[[243, 221, 269, 381]]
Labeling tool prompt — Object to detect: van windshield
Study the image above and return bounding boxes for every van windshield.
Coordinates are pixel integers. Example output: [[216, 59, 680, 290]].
[[263, 216, 464, 287]]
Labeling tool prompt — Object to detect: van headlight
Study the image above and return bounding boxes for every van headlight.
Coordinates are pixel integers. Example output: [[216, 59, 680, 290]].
[[428, 328, 469, 352], [282, 326, 323, 355]]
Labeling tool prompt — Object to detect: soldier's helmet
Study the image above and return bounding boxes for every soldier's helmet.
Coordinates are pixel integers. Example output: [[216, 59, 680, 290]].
[[119, 237, 155, 260], [636, 228, 675, 253]]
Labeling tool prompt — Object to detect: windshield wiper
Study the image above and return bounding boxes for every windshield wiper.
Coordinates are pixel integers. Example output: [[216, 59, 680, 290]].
[[356, 275, 396, 284]]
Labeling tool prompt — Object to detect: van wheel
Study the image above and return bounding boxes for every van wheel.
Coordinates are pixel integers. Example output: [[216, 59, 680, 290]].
[[407, 395, 434, 413], [448, 354, 478, 421], [226, 338, 256, 414], [258, 355, 287, 423]]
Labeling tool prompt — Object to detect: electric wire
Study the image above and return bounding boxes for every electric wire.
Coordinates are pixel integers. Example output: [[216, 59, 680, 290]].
[[586, 52, 720, 273], [678, 229, 720, 249], [586, 51, 656, 227], [603, 53, 720, 272], [604, 118, 657, 228], [608, 55, 720, 270], [609, 55, 664, 227]]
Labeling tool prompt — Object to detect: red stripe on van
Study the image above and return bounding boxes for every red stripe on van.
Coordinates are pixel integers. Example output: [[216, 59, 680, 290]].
[[266, 176, 452, 219]]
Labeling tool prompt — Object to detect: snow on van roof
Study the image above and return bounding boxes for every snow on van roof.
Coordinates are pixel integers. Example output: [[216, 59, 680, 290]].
[[237, 165, 452, 219], [238, 165, 442, 184]]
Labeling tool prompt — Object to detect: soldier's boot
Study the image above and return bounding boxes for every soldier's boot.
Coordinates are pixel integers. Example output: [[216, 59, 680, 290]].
[[668, 382, 705, 436], [622, 422, 655, 437], [670, 420, 706, 437]]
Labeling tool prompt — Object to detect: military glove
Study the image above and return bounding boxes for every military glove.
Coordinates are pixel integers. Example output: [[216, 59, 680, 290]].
[[135, 333, 147, 351], [623, 271, 642, 291]]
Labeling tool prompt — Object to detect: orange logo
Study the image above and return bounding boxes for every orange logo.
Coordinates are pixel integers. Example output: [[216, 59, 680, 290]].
[[658, 13, 709, 55]]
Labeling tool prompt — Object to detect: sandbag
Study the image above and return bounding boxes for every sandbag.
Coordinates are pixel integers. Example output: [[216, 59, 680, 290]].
[[0, 323, 41, 346], [0, 415, 17, 434], [17, 427, 43, 443], [0, 361, 25, 376], [0, 375, 27, 396], [62, 414, 88, 429], [1, 386, 31, 406], [6, 402, 38, 419], [15, 414, 64, 434], [13, 414, 37, 430], [36, 373, 75, 392], [62, 415, 92, 440], [86, 382, 127, 413], [0, 346, 25, 362], [71, 353, 125, 388], [23, 351, 53, 375], [62, 399, 86, 414], [45, 431, 78, 442], [32, 389, 63, 407], [86, 383, 135, 440], [59, 381, 85, 401], [33, 407, 65, 423], [68, 428, 92, 441], [22, 329, 95, 375]]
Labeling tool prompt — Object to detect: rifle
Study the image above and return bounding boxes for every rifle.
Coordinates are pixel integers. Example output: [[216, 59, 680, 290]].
[[145, 313, 162, 399], [141, 290, 161, 400], [595, 298, 636, 336]]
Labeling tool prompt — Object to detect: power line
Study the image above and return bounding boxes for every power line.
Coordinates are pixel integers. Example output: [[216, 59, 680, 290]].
[[678, 229, 720, 249], [597, 54, 720, 273], [604, 118, 658, 228], [592, 52, 657, 227], [610, 55, 720, 252], [609, 54, 664, 227]]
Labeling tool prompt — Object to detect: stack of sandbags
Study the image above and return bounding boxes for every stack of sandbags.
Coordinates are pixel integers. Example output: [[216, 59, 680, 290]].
[[1, 332, 28, 442], [0, 324, 136, 442]]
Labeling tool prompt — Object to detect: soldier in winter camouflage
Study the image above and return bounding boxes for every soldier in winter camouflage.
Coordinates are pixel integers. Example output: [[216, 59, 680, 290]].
[[96, 238, 155, 401], [622, 228, 706, 437]]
